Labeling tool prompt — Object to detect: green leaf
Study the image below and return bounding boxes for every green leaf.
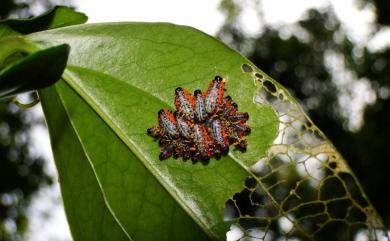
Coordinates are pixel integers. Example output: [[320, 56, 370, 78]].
[[32, 23, 278, 240], [0, 6, 87, 37], [31, 23, 385, 240], [0, 42, 69, 99]]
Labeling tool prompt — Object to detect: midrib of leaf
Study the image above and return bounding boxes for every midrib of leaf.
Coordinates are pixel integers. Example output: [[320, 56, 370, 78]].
[[61, 65, 246, 239], [54, 83, 133, 241]]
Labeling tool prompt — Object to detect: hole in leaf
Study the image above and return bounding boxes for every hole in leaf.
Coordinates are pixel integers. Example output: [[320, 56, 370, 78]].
[[282, 194, 302, 212], [327, 199, 351, 218], [313, 221, 349, 241], [295, 179, 319, 202], [245, 177, 257, 189], [329, 161, 337, 169], [251, 187, 269, 206], [320, 176, 346, 200], [223, 199, 240, 220], [233, 189, 258, 216], [255, 72, 263, 79], [347, 206, 367, 223], [239, 217, 269, 229], [339, 172, 369, 208], [295, 202, 325, 217], [263, 80, 277, 93], [297, 213, 328, 233], [242, 63, 253, 72]]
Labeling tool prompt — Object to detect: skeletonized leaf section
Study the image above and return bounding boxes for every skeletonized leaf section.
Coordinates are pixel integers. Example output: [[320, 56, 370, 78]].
[[223, 63, 386, 241]]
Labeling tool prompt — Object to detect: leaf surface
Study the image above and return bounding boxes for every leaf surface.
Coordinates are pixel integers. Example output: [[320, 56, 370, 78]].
[[40, 86, 130, 241]]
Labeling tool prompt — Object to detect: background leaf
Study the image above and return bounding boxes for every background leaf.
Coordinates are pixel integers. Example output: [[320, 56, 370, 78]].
[[0, 6, 87, 37], [0, 6, 86, 99], [30, 22, 385, 240], [0, 42, 69, 99]]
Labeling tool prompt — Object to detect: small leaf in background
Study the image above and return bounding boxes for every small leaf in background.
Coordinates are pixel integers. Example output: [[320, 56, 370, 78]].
[[0, 43, 70, 99], [0, 6, 87, 37]]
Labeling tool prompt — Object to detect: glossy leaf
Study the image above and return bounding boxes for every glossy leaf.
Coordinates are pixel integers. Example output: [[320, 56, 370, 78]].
[[31, 23, 385, 240], [32, 23, 278, 240]]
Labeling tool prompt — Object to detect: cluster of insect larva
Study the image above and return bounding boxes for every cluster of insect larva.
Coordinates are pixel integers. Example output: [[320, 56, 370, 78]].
[[147, 76, 250, 163]]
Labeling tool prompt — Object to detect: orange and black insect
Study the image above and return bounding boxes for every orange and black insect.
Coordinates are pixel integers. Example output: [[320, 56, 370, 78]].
[[147, 76, 251, 163]]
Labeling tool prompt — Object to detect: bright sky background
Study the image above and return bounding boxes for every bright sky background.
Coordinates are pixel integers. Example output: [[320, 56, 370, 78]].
[[75, 0, 377, 42], [76, 0, 224, 35], [24, 0, 384, 240]]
